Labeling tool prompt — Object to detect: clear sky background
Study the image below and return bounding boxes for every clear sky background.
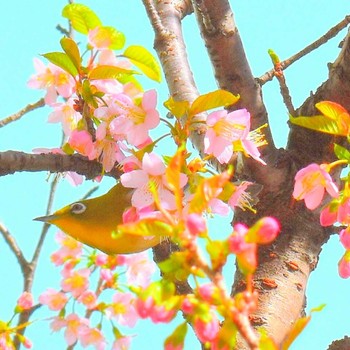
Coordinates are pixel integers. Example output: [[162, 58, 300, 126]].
[[1, 1, 350, 349]]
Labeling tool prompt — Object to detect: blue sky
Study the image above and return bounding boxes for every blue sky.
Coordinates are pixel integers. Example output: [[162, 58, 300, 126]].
[[1, 1, 350, 349]]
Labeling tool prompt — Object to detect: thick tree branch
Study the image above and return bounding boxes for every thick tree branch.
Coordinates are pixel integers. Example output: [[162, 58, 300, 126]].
[[142, 0, 206, 151], [0, 151, 122, 180], [0, 98, 45, 128], [259, 15, 350, 85]]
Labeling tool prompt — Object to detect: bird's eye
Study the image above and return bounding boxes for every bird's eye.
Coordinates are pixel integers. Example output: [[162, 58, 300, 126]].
[[70, 202, 86, 215]]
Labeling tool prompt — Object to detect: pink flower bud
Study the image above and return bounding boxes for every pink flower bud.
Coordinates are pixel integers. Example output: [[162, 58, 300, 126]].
[[186, 214, 207, 237], [247, 217, 280, 244], [16, 292, 34, 311]]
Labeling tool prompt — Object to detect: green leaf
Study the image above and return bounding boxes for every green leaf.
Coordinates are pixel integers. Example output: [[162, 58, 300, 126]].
[[60, 37, 81, 72], [206, 240, 229, 270], [89, 26, 126, 50], [62, 3, 102, 34], [88, 65, 139, 81], [164, 97, 190, 118], [124, 45, 161, 82], [334, 143, 350, 161], [281, 305, 324, 350], [189, 90, 240, 116], [164, 323, 188, 349], [289, 115, 345, 136], [81, 79, 98, 108], [268, 48, 280, 64], [41, 52, 78, 77], [158, 252, 191, 281]]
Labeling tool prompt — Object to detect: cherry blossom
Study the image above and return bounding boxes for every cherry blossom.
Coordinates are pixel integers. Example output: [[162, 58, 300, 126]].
[[27, 58, 75, 105], [204, 109, 265, 164], [293, 163, 339, 210], [121, 152, 188, 210], [39, 288, 68, 311]]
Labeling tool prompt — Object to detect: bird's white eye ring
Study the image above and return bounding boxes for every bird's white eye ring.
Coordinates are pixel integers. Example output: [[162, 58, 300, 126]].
[[70, 202, 86, 214]]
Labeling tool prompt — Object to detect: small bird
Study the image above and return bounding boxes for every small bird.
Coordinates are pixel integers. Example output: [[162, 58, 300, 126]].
[[34, 183, 161, 255]]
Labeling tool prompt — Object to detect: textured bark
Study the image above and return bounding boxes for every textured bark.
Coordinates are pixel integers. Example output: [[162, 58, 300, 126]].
[[0, 151, 122, 180], [143, 1, 350, 348]]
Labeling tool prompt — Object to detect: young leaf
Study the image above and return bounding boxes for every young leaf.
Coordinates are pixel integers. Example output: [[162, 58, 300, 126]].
[[281, 305, 324, 350], [62, 3, 102, 34], [60, 37, 81, 72], [124, 45, 161, 82], [334, 143, 350, 161], [164, 96, 190, 118], [89, 26, 126, 50], [88, 65, 139, 80], [41, 52, 78, 78], [315, 100, 349, 121], [289, 115, 345, 136], [164, 322, 188, 350], [189, 90, 240, 116]]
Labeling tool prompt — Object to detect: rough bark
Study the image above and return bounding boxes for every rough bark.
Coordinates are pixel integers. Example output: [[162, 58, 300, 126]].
[[143, 0, 350, 348]]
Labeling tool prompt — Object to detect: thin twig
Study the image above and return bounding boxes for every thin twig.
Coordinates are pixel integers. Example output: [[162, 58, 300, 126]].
[[273, 64, 296, 116], [0, 222, 28, 274], [81, 186, 100, 200], [258, 15, 350, 85], [0, 98, 45, 128]]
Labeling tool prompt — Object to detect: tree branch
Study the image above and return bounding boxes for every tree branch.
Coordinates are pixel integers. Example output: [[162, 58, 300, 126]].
[[259, 15, 350, 85], [0, 98, 45, 128], [142, 0, 206, 151], [0, 222, 28, 275], [0, 151, 122, 180]]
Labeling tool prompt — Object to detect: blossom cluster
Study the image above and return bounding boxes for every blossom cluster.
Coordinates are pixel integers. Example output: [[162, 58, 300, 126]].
[[38, 231, 157, 350], [292, 105, 350, 278], [24, 4, 277, 349]]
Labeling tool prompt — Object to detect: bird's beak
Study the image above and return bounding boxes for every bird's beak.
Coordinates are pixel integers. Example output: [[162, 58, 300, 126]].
[[33, 214, 58, 223]]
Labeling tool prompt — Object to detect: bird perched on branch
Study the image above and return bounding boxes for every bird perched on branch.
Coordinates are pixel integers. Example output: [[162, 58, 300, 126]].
[[34, 183, 161, 255]]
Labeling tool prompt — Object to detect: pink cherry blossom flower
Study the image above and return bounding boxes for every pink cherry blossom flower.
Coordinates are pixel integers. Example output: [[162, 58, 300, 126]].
[[16, 292, 34, 311], [228, 181, 254, 211], [80, 327, 106, 350], [39, 288, 68, 311], [88, 27, 119, 50], [198, 283, 217, 303], [112, 336, 132, 350], [22, 337, 32, 349], [194, 310, 220, 343], [94, 123, 126, 172], [77, 290, 98, 310], [27, 58, 76, 104], [107, 292, 139, 327], [122, 251, 156, 288], [338, 251, 350, 278], [320, 197, 350, 226], [48, 100, 82, 136], [204, 109, 265, 164], [51, 314, 89, 346], [50, 231, 82, 266], [121, 152, 187, 210], [109, 90, 160, 147], [61, 268, 90, 298], [68, 130, 97, 160], [293, 163, 339, 210]]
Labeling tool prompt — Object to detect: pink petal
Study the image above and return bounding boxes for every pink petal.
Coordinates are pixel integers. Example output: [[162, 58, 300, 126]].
[[142, 153, 165, 176]]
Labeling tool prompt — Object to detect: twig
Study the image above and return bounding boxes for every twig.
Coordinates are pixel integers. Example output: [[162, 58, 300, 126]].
[[0, 98, 45, 128], [81, 186, 100, 200], [259, 15, 350, 85], [0, 222, 28, 274], [273, 63, 296, 116]]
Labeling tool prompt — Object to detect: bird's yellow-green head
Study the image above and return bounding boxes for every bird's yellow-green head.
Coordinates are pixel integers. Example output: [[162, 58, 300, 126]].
[[34, 183, 161, 255]]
